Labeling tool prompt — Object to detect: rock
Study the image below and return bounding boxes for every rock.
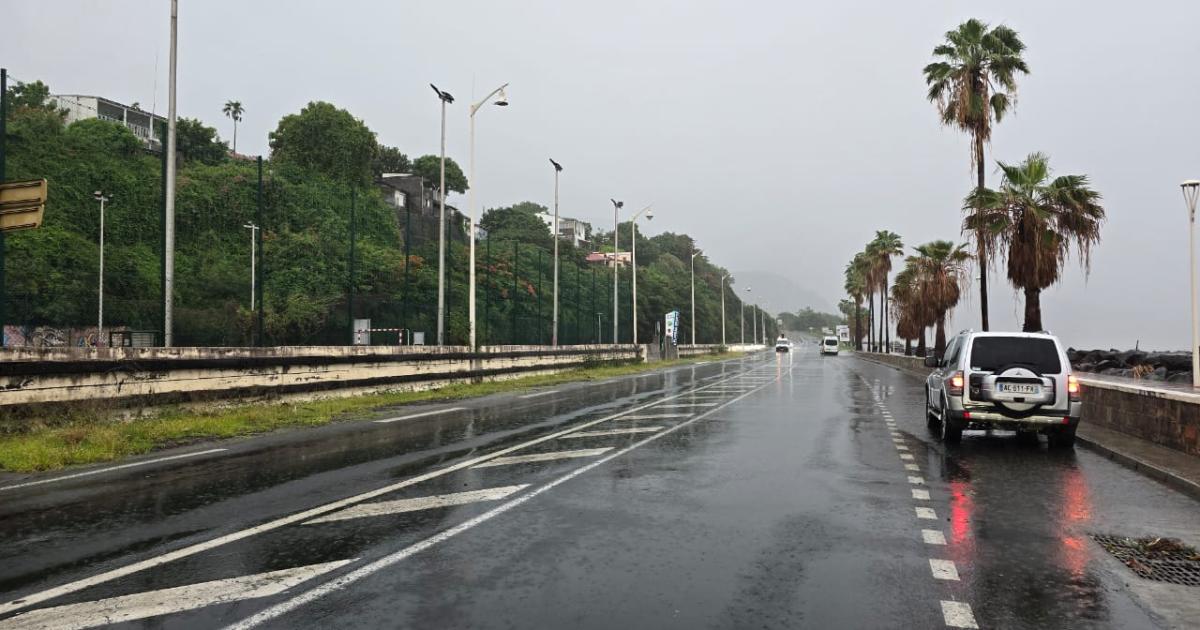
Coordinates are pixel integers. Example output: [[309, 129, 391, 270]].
[[1117, 350, 1148, 367], [1168, 372, 1193, 383], [1094, 359, 1120, 372], [1146, 367, 1168, 381]]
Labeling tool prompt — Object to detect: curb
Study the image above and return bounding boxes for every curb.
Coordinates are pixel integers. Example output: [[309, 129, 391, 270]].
[[855, 353, 1200, 501]]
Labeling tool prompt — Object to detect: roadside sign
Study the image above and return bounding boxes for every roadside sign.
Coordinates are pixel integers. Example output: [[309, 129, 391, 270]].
[[0, 179, 48, 232], [664, 310, 679, 344]]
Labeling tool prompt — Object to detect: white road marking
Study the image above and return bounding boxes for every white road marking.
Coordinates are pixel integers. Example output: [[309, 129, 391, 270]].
[[373, 407, 467, 424], [304, 486, 529, 524], [908, 476, 925, 485], [654, 403, 719, 408], [620, 413, 692, 420], [929, 559, 960, 581], [922, 529, 947, 545], [471, 448, 613, 468], [518, 390, 560, 399], [224, 368, 781, 629], [0, 366, 761, 617], [562, 427, 663, 439], [916, 507, 937, 520], [895, 445, 910, 451], [0, 449, 229, 493], [905, 463, 920, 471], [900, 453, 915, 460], [0, 560, 353, 630], [911, 489, 931, 500], [940, 601, 979, 628]]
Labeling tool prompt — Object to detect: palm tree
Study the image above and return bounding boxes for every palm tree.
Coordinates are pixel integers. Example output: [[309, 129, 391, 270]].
[[222, 100, 244, 153], [964, 153, 1105, 332], [869, 230, 904, 352], [908, 241, 972, 356], [844, 256, 868, 351], [890, 264, 922, 356], [924, 19, 1028, 332]]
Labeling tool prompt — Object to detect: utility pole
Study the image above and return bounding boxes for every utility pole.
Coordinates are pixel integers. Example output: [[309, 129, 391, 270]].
[[255, 157, 264, 345], [164, 0, 178, 346], [348, 186, 356, 344], [0, 68, 7, 345], [94, 192, 109, 346], [159, 121, 167, 346], [435, 88, 449, 346], [550, 159, 562, 346], [721, 273, 730, 347], [243, 223, 259, 312], [611, 199, 622, 344]]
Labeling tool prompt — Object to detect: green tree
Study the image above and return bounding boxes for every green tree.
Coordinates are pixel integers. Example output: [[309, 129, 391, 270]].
[[908, 240, 972, 356], [411, 154, 468, 194], [924, 18, 1028, 331], [176, 117, 229, 165], [373, 145, 410, 177], [222, 100, 244, 153], [843, 254, 868, 350], [4, 80, 63, 117], [964, 153, 1105, 332], [481, 202, 552, 248], [269, 101, 378, 185], [867, 230, 903, 351]]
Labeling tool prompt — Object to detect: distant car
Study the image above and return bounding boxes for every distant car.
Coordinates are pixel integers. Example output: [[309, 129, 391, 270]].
[[775, 338, 791, 352], [820, 336, 839, 356], [924, 330, 1081, 447]]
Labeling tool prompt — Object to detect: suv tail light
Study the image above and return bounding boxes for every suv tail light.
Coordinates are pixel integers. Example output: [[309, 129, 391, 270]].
[[1067, 374, 1081, 402], [945, 370, 965, 397]]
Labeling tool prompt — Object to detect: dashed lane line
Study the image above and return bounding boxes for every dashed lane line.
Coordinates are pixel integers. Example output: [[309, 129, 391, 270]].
[[940, 601, 979, 629], [916, 507, 937, 520], [908, 476, 925, 485], [0, 449, 229, 493], [900, 453, 915, 461], [922, 530, 947, 546], [620, 413, 692, 420], [224, 365, 786, 629], [561, 427, 663, 439], [472, 448, 613, 469], [304, 486, 529, 525], [929, 559, 960, 581], [373, 407, 467, 424], [911, 489, 931, 500], [905, 463, 920, 472], [518, 390, 560, 399]]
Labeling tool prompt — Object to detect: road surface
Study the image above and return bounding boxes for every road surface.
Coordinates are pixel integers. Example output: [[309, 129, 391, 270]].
[[2, 351, 1198, 629]]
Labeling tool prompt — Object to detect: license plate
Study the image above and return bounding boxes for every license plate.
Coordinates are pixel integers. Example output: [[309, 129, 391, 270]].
[[998, 383, 1040, 395]]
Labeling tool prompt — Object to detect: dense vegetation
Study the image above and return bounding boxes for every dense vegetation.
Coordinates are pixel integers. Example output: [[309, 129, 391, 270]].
[[2, 80, 777, 346]]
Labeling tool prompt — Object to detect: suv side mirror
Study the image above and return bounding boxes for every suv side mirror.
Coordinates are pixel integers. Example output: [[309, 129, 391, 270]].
[[923, 355, 939, 368]]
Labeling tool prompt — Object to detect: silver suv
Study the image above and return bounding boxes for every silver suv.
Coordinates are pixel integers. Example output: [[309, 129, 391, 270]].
[[923, 331, 1081, 447]]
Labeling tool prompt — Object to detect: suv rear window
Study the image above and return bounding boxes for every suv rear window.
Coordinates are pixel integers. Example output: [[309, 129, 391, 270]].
[[968, 337, 1062, 374], [824, 339, 837, 346]]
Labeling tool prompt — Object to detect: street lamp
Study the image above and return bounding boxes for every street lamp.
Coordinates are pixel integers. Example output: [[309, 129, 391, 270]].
[[467, 82, 508, 350], [93, 191, 109, 347], [611, 199, 623, 345], [1183, 179, 1200, 387], [243, 223, 260, 311], [430, 83, 454, 346], [550, 158, 563, 346], [690, 249, 701, 345], [630, 204, 653, 345], [742, 287, 750, 345], [721, 273, 731, 347]]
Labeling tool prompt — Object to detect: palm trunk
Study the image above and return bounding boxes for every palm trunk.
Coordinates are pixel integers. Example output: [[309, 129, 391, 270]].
[[917, 328, 927, 357], [883, 275, 890, 353], [233, 120, 238, 154], [975, 133, 990, 332], [854, 302, 863, 351], [1023, 287, 1042, 332], [904, 338, 912, 356], [867, 293, 874, 352], [877, 287, 884, 353], [935, 314, 947, 358]]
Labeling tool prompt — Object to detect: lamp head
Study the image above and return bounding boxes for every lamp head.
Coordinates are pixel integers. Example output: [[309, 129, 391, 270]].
[[93, 190, 106, 200], [550, 158, 563, 172], [430, 84, 454, 103], [611, 199, 623, 210], [1183, 180, 1200, 189], [645, 209, 654, 221], [494, 87, 508, 106]]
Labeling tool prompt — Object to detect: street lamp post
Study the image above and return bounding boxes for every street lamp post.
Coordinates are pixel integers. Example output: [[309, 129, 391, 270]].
[[690, 249, 701, 345], [1183, 180, 1200, 387], [467, 83, 508, 350], [550, 159, 563, 346], [94, 191, 109, 346], [751, 303, 758, 345], [243, 223, 259, 311], [430, 84, 454, 346], [610, 199, 623, 345], [721, 273, 730, 347], [630, 204, 654, 345], [742, 287, 750, 345]]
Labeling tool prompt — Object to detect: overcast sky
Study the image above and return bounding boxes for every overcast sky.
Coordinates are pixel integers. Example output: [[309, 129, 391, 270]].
[[6, 1, 1200, 349]]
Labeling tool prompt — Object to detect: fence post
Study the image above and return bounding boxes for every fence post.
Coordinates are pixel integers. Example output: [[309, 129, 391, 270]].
[[512, 241, 518, 344], [537, 249, 543, 344], [484, 237, 490, 346]]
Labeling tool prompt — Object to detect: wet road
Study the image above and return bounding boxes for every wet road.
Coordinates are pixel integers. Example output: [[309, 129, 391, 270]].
[[2, 352, 1199, 629]]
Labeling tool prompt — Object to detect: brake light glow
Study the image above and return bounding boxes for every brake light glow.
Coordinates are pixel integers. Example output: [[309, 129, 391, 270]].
[[1067, 375, 1081, 402], [946, 371, 965, 397]]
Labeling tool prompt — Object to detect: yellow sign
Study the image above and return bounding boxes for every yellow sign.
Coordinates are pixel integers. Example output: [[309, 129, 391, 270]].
[[0, 178, 47, 232]]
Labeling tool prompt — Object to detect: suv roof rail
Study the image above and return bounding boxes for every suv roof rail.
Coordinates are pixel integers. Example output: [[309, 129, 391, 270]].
[[957, 328, 974, 335]]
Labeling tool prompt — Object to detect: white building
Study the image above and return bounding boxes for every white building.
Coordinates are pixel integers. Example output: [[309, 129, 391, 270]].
[[53, 94, 166, 151], [537, 212, 590, 248]]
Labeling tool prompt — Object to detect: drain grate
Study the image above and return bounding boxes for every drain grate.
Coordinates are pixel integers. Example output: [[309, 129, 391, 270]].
[[1092, 535, 1200, 586]]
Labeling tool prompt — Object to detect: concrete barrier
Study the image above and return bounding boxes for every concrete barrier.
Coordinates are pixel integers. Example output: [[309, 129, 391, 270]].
[[0, 344, 642, 414]]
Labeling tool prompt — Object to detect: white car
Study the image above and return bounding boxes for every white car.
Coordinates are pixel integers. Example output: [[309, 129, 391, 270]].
[[820, 336, 839, 356]]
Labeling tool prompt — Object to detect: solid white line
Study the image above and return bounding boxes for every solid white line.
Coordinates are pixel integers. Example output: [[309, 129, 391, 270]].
[[922, 529, 947, 545], [373, 407, 467, 424], [223, 367, 782, 630], [305, 485, 528, 524], [1, 367, 760, 616], [0, 449, 229, 493], [620, 413, 692, 420], [518, 390, 560, 399], [471, 448, 613, 469], [908, 476, 925, 485], [561, 427, 663, 439], [905, 463, 920, 471], [911, 489, 931, 500], [916, 507, 937, 520], [940, 601, 979, 628], [929, 559, 960, 581], [654, 403, 719, 408], [1, 560, 353, 630]]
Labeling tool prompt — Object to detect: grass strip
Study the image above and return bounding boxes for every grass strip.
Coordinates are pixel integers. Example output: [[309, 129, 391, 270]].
[[0, 353, 742, 473]]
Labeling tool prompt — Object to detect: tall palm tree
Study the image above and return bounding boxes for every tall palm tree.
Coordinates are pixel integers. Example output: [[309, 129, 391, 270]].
[[844, 255, 868, 351], [924, 19, 1028, 332], [869, 230, 904, 352], [223, 100, 244, 153], [964, 153, 1105, 331], [909, 241, 972, 356], [859, 246, 879, 351], [890, 264, 922, 356]]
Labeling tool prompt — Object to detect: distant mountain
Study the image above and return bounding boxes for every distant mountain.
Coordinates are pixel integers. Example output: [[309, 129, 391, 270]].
[[729, 270, 834, 315]]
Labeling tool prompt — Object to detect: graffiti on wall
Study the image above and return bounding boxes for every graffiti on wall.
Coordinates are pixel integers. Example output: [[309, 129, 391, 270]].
[[2, 325, 128, 348]]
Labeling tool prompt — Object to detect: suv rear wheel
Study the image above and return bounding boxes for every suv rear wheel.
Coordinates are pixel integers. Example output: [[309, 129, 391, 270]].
[[939, 397, 962, 444], [1048, 425, 1076, 449]]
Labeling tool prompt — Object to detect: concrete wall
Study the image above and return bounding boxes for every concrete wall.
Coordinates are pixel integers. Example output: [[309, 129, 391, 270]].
[[0, 344, 641, 414], [677, 344, 765, 358]]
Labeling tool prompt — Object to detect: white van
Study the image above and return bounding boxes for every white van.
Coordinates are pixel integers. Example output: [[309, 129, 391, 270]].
[[820, 336, 840, 356]]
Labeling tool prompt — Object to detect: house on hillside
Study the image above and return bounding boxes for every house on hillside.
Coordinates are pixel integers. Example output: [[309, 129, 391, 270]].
[[536, 212, 590, 248], [376, 173, 467, 244], [585, 251, 631, 268], [52, 94, 166, 151]]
